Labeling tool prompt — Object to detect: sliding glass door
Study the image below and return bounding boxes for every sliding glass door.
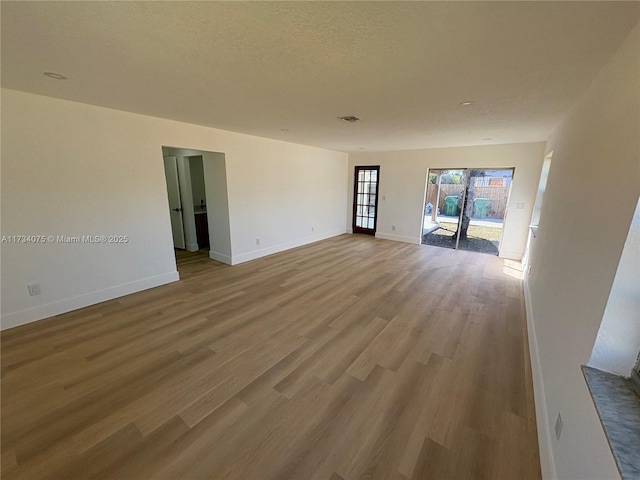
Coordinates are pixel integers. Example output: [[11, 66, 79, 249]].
[[422, 168, 514, 255]]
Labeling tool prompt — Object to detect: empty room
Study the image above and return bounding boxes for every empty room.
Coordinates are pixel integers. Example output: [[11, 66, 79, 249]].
[[1, 2, 639, 480]]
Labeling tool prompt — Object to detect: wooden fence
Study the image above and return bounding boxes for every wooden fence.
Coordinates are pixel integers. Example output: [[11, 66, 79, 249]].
[[425, 183, 510, 219]]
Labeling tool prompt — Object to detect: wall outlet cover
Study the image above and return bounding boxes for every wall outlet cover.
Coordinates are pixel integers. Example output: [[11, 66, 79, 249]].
[[28, 284, 41, 296]]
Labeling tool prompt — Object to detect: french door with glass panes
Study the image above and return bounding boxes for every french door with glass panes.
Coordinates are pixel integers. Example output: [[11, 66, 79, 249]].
[[353, 166, 380, 235]]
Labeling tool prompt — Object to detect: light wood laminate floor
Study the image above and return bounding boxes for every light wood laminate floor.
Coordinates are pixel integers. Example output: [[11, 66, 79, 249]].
[[1, 235, 541, 479]]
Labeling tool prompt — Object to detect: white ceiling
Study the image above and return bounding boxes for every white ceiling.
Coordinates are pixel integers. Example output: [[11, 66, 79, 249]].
[[2, 1, 639, 152]]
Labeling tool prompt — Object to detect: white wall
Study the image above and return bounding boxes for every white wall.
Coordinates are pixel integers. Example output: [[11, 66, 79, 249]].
[[203, 152, 232, 264], [589, 196, 640, 377], [0, 89, 348, 329], [348, 143, 545, 259], [526, 21, 639, 480], [228, 140, 348, 264]]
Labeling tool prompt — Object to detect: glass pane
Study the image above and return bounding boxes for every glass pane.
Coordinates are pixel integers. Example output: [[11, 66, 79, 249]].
[[421, 168, 464, 250], [354, 167, 379, 232], [457, 169, 511, 256]]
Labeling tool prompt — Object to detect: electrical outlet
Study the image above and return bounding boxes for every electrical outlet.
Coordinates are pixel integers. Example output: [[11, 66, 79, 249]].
[[555, 412, 563, 440], [517, 202, 525, 209], [255, 238, 260, 245], [528, 265, 532, 274], [391, 225, 396, 231], [28, 284, 41, 296], [383, 195, 387, 201], [311, 226, 315, 232]]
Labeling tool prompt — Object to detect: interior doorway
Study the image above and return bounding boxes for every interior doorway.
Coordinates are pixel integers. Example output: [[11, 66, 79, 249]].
[[352, 166, 380, 235], [162, 154, 209, 252], [422, 168, 514, 255], [161, 146, 232, 267]]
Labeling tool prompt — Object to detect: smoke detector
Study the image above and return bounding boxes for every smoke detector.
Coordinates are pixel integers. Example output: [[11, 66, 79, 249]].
[[338, 115, 361, 123]]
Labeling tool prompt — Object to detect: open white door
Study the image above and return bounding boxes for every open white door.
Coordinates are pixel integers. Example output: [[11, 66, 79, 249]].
[[163, 156, 186, 249]]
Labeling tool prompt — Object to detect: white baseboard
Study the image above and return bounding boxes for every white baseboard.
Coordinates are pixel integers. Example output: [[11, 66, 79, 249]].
[[185, 242, 199, 252], [209, 250, 232, 265], [0, 271, 180, 331], [375, 232, 421, 244], [231, 229, 345, 265], [524, 278, 556, 480]]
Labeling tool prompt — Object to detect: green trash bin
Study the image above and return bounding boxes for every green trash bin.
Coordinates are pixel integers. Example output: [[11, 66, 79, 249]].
[[444, 196, 458, 216], [473, 198, 490, 219]]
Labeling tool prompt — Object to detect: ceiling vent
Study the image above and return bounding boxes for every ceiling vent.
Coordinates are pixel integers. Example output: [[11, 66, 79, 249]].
[[339, 115, 361, 123]]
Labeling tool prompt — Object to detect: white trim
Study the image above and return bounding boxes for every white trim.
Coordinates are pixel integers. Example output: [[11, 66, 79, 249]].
[[0, 271, 180, 331], [231, 229, 345, 265], [524, 277, 557, 480], [185, 242, 199, 252], [209, 250, 232, 265], [499, 250, 524, 260], [375, 232, 421, 244]]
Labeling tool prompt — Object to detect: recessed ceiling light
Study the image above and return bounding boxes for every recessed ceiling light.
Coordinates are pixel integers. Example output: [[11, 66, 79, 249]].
[[280, 128, 289, 132], [359, 147, 365, 150], [338, 115, 361, 123], [459, 101, 474, 106], [483, 137, 492, 141], [44, 72, 67, 80]]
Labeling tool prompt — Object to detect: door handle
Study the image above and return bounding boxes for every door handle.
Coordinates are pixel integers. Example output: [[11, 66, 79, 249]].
[[172, 207, 183, 212]]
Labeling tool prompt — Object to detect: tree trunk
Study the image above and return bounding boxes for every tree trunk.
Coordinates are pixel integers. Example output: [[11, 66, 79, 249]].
[[454, 170, 483, 241]]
